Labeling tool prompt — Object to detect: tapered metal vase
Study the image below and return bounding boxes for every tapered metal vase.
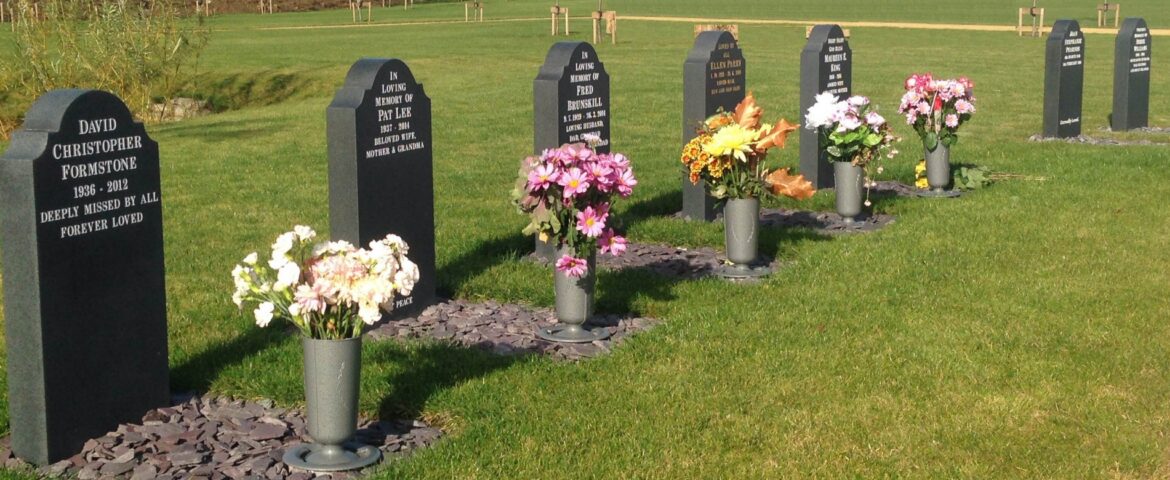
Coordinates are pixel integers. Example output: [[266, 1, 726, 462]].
[[918, 142, 961, 198], [538, 251, 610, 342], [832, 161, 864, 223], [716, 197, 771, 279], [283, 336, 381, 472]]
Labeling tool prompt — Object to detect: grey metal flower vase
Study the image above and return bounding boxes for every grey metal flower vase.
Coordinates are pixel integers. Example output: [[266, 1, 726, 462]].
[[717, 197, 771, 280], [283, 337, 381, 472], [538, 251, 610, 342], [919, 142, 961, 198], [832, 161, 864, 223]]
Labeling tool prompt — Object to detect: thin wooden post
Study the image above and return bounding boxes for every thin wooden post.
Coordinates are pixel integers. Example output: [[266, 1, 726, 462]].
[[591, 10, 601, 44], [604, 11, 616, 44]]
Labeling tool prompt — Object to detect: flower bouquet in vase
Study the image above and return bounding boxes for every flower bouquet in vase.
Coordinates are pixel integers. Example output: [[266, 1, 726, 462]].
[[804, 92, 899, 223], [231, 226, 419, 472], [897, 73, 976, 197], [680, 93, 815, 279], [511, 139, 636, 343]]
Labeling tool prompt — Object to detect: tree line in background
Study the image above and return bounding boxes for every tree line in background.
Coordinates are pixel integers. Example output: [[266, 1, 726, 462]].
[[0, 0, 210, 138]]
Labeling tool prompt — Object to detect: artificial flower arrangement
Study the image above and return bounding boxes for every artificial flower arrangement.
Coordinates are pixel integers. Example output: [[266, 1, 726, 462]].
[[897, 73, 977, 150], [680, 93, 815, 201], [232, 226, 420, 339], [511, 137, 637, 278], [804, 92, 899, 201]]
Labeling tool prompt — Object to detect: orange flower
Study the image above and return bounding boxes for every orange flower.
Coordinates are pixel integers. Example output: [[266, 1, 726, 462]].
[[756, 118, 799, 151], [766, 168, 816, 200], [732, 92, 763, 130]]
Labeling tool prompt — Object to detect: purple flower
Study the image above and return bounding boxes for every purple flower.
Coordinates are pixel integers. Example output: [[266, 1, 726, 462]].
[[865, 111, 886, 127]]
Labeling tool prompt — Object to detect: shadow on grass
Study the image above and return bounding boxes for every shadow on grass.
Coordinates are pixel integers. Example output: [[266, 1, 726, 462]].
[[435, 232, 531, 297], [169, 326, 290, 393], [366, 342, 519, 420], [620, 189, 683, 225], [596, 267, 678, 316], [154, 117, 284, 143]]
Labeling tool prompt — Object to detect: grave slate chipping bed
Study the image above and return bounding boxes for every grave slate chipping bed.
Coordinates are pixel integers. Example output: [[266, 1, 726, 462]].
[[1027, 134, 1170, 146], [367, 299, 659, 361], [0, 395, 441, 479]]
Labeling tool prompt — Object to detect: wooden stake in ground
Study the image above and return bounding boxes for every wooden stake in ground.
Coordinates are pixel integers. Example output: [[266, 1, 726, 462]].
[[1017, 1, 1044, 38], [551, 3, 569, 36], [258, 0, 273, 14], [1097, 2, 1120, 28]]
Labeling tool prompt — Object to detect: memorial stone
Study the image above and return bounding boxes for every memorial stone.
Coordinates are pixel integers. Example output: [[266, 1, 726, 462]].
[[1112, 17, 1150, 131], [0, 89, 169, 465], [681, 30, 745, 221], [800, 24, 852, 189], [327, 58, 436, 319], [533, 41, 611, 258], [1043, 20, 1085, 138]]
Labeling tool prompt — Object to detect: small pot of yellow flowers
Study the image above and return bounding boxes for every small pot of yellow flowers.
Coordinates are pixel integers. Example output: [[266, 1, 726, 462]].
[[681, 93, 815, 279]]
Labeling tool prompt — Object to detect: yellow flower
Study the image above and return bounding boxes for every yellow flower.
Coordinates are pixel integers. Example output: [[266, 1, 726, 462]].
[[915, 176, 929, 189], [914, 159, 926, 175], [702, 124, 757, 162]]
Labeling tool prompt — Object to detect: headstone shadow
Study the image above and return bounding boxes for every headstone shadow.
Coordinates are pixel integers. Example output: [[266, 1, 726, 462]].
[[366, 342, 519, 420], [169, 325, 289, 393], [434, 233, 532, 297]]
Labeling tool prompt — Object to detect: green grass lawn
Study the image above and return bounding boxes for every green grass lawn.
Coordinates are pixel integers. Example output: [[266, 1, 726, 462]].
[[3, 0, 1170, 477]]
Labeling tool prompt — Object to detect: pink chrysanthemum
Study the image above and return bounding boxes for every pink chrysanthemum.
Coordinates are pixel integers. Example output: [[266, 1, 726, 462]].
[[555, 255, 589, 278], [526, 163, 559, 191], [576, 205, 607, 238], [615, 169, 637, 197], [945, 114, 959, 128], [599, 229, 627, 256], [558, 168, 590, 199]]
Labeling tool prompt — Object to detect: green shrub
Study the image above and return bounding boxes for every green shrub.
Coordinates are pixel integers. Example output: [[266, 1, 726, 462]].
[[0, 0, 210, 134]]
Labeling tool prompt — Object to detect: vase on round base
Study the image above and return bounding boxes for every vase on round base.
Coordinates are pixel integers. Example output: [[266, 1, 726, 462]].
[[832, 161, 864, 223], [917, 142, 961, 198], [538, 251, 610, 343], [283, 337, 381, 473], [716, 197, 771, 280]]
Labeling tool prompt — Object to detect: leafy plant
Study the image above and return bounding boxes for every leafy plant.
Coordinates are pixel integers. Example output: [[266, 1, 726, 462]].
[[953, 165, 993, 190]]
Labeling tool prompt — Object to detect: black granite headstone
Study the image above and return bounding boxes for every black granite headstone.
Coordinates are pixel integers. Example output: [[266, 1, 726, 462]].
[[800, 24, 852, 189], [1112, 18, 1151, 131], [1043, 20, 1085, 138], [0, 89, 169, 465], [682, 30, 745, 222], [327, 58, 435, 319], [533, 41, 611, 258]]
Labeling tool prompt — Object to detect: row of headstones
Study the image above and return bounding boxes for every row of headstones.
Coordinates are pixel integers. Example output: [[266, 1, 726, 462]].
[[0, 19, 1154, 465], [1045, 18, 1153, 137]]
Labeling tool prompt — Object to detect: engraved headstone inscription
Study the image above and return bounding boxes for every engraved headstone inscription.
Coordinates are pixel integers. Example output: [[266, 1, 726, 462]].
[[800, 24, 852, 189], [533, 41, 611, 258], [0, 89, 169, 465], [1043, 20, 1085, 138], [327, 58, 436, 319], [682, 30, 746, 222], [1112, 17, 1151, 131]]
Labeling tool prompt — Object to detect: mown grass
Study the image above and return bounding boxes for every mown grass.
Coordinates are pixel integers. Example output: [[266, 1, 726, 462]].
[[2, 0, 1170, 477]]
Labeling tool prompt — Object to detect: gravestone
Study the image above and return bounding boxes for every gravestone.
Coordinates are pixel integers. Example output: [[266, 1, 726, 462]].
[[681, 30, 745, 221], [0, 89, 169, 465], [1043, 20, 1085, 138], [328, 58, 436, 319], [1112, 17, 1150, 131], [533, 41, 611, 258], [800, 24, 852, 189]]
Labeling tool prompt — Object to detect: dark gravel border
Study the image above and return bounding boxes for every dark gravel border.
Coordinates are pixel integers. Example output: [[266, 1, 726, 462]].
[[0, 394, 441, 479], [367, 299, 659, 361]]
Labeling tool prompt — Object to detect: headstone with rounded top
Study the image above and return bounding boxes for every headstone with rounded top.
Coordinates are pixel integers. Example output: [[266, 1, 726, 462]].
[[1043, 20, 1084, 138], [0, 89, 169, 465], [681, 30, 745, 221], [327, 58, 436, 320], [800, 24, 852, 189], [1112, 17, 1150, 131]]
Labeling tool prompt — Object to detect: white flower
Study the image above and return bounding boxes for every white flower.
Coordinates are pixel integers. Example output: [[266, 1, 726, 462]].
[[865, 112, 886, 127], [288, 303, 302, 317], [293, 225, 316, 241], [847, 95, 869, 107], [804, 92, 840, 129], [358, 303, 383, 325], [243, 252, 258, 265], [272, 232, 296, 257], [274, 262, 301, 291], [394, 257, 419, 296], [268, 256, 289, 270], [232, 291, 244, 307], [254, 302, 275, 327], [581, 133, 601, 147]]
